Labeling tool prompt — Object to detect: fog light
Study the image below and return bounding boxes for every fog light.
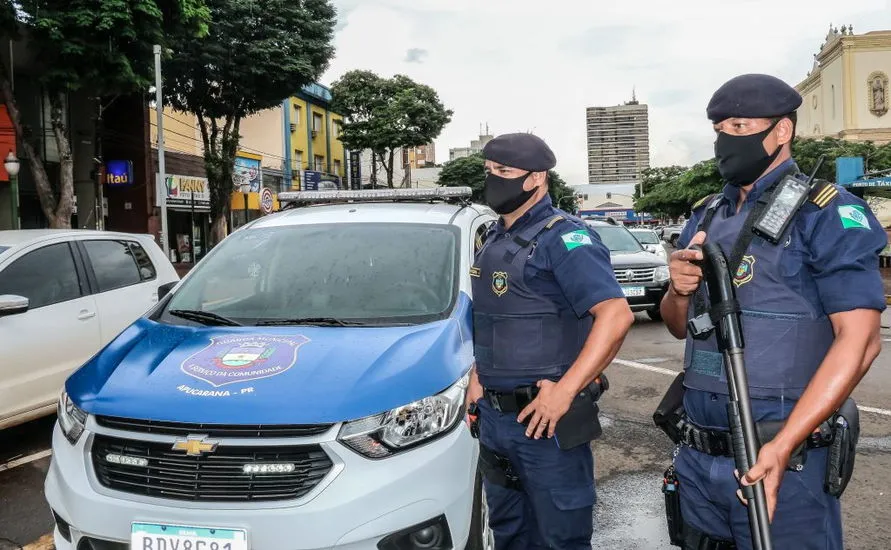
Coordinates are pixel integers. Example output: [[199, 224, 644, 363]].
[[377, 514, 452, 550]]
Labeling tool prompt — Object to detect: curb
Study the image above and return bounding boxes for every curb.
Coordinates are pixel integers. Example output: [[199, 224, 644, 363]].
[[22, 534, 53, 550]]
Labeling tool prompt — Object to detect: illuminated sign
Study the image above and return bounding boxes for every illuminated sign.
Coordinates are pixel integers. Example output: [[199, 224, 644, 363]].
[[166, 174, 210, 210], [105, 160, 133, 186]]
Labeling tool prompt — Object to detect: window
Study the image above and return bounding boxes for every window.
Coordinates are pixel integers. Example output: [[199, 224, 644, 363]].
[[83, 240, 143, 292], [293, 105, 302, 122], [0, 243, 82, 309], [314, 155, 324, 172], [294, 150, 304, 170], [333, 160, 342, 176], [312, 113, 323, 134], [128, 242, 157, 281], [331, 121, 339, 138]]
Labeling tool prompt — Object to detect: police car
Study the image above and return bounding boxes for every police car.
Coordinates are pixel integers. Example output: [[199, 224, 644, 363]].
[[44, 187, 497, 550]]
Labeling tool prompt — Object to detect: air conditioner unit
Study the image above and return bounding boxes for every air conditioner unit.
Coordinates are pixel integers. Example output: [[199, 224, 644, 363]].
[[311, 130, 318, 138], [290, 123, 297, 132]]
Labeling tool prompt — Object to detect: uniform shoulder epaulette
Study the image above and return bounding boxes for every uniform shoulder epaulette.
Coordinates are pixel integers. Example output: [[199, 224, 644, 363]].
[[545, 214, 565, 229], [808, 179, 839, 209], [691, 193, 718, 211]]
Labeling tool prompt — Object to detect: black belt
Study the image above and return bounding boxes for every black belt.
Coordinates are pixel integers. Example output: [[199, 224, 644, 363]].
[[678, 415, 834, 458], [483, 386, 539, 413]]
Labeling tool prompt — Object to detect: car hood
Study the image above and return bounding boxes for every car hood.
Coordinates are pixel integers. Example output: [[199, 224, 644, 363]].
[[609, 250, 666, 268], [66, 293, 474, 425]]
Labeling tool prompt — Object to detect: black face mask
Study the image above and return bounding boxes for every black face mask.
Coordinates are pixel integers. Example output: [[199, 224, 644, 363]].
[[714, 120, 782, 187], [484, 172, 535, 215]]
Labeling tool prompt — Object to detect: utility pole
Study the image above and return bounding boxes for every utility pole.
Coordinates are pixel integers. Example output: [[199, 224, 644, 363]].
[[154, 45, 170, 259]]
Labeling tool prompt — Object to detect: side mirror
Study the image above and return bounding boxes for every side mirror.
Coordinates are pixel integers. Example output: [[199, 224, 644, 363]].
[[0, 294, 29, 317], [158, 281, 177, 301]]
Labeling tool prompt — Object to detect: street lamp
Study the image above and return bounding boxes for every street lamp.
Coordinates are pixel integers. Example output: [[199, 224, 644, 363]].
[[238, 181, 251, 227], [4, 151, 20, 230]]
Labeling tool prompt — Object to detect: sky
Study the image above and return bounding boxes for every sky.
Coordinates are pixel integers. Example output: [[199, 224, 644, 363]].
[[320, 0, 891, 186]]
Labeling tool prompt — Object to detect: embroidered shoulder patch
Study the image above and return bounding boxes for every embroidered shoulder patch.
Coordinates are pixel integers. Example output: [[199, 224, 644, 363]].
[[561, 229, 593, 250], [837, 204, 870, 230]]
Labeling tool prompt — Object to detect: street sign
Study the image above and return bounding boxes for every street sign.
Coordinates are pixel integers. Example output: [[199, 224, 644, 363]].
[[260, 187, 274, 214]]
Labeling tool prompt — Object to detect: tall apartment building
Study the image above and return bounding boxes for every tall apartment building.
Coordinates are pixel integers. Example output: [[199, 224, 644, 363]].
[[586, 95, 650, 185], [449, 126, 494, 161]]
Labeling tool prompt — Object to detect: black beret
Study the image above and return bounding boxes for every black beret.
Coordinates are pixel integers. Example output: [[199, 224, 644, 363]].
[[482, 133, 556, 172], [706, 74, 802, 123]]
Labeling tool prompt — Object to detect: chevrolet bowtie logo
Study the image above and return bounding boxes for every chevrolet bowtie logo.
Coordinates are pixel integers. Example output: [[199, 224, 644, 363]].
[[171, 435, 220, 456]]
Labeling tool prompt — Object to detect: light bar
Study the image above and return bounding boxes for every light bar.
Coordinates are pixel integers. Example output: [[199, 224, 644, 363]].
[[278, 186, 473, 204], [106, 453, 149, 467], [243, 463, 297, 474]]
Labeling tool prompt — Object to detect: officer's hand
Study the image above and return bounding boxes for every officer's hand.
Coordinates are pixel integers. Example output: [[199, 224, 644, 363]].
[[517, 380, 574, 439], [464, 371, 484, 429], [668, 231, 707, 297], [734, 441, 790, 523]]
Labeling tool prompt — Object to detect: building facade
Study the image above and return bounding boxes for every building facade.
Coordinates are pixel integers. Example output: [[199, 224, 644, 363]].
[[286, 82, 346, 190], [586, 96, 650, 185], [448, 130, 493, 161], [795, 27, 891, 144]]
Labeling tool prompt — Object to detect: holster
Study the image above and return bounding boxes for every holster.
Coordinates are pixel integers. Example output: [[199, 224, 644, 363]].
[[825, 397, 860, 497], [653, 372, 686, 444], [477, 443, 522, 491]]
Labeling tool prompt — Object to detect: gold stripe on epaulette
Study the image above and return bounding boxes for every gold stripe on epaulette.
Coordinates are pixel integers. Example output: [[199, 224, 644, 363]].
[[470, 266, 481, 278], [692, 194, 713, 210], [545, 215, 564, 229], [474, 235, 483, 250], [811, 184, 838, 208]]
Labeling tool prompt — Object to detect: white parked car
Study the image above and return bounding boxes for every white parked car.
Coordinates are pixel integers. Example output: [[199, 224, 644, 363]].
[[0, 230, 179, 430], [45, 188, 495, 550], [628, 227, 669, 262]]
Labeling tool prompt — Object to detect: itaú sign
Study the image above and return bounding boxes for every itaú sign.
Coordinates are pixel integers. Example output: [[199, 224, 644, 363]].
[[105, 160, 133, 186]]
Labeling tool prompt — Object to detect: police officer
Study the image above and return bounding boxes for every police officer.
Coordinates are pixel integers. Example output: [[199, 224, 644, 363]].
[[465, 132, 634, 549], [660, 74, 886, 549]]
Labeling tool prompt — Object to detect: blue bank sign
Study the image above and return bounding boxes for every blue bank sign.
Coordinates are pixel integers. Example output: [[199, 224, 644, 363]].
[[105, 160, 133, 186]]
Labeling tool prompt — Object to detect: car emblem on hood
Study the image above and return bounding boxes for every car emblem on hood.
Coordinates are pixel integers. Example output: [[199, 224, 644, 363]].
[[625, 270, 635, 280], [172, 435, 220, 456]]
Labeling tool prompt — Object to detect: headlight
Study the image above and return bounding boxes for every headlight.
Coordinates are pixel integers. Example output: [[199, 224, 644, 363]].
[[338, 373, 469, 458], [58, 391, 87, 445], [655, 265, 670, 282]]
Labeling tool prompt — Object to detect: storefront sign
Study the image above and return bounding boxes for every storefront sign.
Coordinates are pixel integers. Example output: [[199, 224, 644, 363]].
[[234, 154, 262, 192], [303, 170, 341, 191], [105, 160, 133, 186], [166, 174, 211, 210], [260, 187, 274, 214], [349, 151, 361, 190]]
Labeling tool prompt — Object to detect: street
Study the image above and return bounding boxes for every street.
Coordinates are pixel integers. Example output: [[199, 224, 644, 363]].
[[1, 313, 890, 549]]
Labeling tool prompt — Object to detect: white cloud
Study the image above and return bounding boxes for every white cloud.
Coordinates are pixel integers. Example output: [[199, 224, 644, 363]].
[[323, 0, 891, 185]]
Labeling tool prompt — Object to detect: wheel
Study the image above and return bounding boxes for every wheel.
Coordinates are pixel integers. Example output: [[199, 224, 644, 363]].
[[646, 307, 663, 322], [669, 235, 679, 248], [465, 471, 496, 550]]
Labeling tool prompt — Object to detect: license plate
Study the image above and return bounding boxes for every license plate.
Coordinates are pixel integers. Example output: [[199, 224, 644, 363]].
[[131, 522, 248, 550], [622, 286, 645, 297]]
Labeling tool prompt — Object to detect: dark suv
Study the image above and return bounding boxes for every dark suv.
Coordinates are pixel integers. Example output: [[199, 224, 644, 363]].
[[586, 219, 670, 321]]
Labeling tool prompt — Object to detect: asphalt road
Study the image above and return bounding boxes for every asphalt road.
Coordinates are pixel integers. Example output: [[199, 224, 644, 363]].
[[1, 313, 890, 549]]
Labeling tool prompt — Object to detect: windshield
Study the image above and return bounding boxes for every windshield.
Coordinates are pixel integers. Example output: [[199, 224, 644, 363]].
[[630, 230, 660, 245], [590, 226, 644, 253], [0, 246, 8, 255], [161, 223, 460, 326]]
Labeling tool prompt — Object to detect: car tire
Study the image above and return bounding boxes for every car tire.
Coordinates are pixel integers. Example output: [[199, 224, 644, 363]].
[[646, 307, 663, 322], [465, 471, 495, 550], [669, 235, 679, 248]]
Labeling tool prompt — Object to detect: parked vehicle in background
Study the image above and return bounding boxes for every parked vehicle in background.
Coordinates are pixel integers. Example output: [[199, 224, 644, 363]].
[[585, 219, 670, 321], [0, 230, 179, 430], [661, 223, 686, 247], [628, 227, 669, 262]]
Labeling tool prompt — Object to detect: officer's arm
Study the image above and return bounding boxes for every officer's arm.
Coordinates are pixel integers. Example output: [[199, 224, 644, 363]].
[[772, 199, 887, 456], [549, 225, 635, 394]]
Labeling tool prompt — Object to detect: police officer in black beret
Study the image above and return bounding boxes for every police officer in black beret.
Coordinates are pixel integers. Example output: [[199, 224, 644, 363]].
[[658, 73, 886, 548], [466, 132, 634, 549]]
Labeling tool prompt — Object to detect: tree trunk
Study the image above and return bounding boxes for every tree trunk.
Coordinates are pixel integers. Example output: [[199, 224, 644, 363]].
[[379, 150, 395, 188], [0, 56, 61, 228], [199, 111, 242, 247], [48, 92, 74, 229]]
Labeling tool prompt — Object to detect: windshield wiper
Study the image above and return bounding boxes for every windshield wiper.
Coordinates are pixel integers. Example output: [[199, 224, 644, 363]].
[[168, 309, 243, 327], [255, 317, 367, 327]]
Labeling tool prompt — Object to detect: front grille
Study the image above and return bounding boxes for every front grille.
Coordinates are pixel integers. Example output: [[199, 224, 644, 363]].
[[614, 267, 656, 284], [92, 435, 333, 502], [95, 416, 333, 438]]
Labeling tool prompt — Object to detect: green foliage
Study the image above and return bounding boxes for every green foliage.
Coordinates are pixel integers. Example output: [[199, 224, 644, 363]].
[[436, 152, 577, 213], [164, 0, 337, 242], [635, 159, 721, 218], [792, 137, 891, 181], [634, 166, 687, 199], [332, 70, 452, 187]]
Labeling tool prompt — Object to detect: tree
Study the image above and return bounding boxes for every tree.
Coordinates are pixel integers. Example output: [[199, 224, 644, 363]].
[[634, 166, 687, 199], [332, 70, 452, 187], [634, 159, 722, 218], [0, 0, 209, 228], [165, 0, 336, 244], [437, 152, 577, 213]]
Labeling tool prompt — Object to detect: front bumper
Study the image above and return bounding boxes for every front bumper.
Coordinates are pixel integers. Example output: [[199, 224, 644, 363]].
[[45, 419, 479, 550], [621, 281, 669, 312]]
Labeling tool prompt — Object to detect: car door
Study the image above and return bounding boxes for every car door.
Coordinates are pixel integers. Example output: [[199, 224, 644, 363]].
[[78, 238, 162, 345], [0, 240, 101, 424]]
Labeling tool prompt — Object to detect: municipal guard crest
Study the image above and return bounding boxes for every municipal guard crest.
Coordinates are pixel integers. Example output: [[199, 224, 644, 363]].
[[734, 255, 755, 287], [492, 271, 509, 297], [181, 334, 310, 387]]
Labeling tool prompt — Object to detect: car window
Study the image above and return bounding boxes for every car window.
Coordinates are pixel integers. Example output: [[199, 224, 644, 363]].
[[0, 243, 82, 309], [0, 246, 9, 254], [163, 223, 461, 326], [630, 230, 660, 244], [83, 240, 143, 292], [590, 226, 644, 253], [127, 241, 157, 281]]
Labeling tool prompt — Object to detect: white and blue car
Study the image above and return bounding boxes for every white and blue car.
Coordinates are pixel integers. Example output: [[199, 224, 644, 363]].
[[45, 187, 497, 550]]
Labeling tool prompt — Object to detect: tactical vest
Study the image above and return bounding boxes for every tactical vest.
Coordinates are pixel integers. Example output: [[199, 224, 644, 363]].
[[471, 215, 592, 382], [684, 193, 834, 400]]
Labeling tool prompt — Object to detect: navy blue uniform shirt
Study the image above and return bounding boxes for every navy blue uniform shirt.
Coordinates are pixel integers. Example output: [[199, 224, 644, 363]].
[[480, 193, 624, 389], [678, 159, 888, 427]]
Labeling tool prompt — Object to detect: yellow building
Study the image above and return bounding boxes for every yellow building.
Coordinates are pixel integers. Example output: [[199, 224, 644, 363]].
[[795, 27, 891, 144], [288, 82, 346, 190]]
